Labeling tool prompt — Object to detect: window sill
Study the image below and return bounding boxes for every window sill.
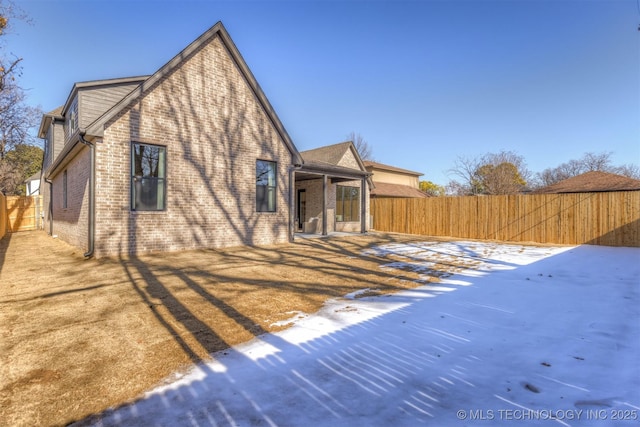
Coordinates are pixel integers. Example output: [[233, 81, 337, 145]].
[[130, 210, 167, 214]]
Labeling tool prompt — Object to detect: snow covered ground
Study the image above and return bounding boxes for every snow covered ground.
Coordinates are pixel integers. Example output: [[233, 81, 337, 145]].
[[78, 241, 640, 427]]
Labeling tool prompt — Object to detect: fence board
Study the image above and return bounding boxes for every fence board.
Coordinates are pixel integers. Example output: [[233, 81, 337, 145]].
[[6, 195, 43, 232], [371, 191, 640, 247]]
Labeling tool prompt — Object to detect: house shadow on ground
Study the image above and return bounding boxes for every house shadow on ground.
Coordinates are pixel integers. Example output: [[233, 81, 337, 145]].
[[71, 242, 640, 427]]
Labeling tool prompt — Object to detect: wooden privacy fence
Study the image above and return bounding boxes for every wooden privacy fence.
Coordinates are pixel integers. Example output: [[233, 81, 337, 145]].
[[371, 191, 640, 247], [3, 195, 43, 234]]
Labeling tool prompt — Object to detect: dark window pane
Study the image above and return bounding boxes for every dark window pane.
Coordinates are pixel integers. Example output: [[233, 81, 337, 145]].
[[132, 143, 166, 211], [133, 144, 164, 178], [256, 160, 276, 212], [63, 170, 68, 209], [133, 177, 164, 210], [336, 185, 359, 222]]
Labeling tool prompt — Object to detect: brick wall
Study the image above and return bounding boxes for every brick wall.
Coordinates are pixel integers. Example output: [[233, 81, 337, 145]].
[[295, 179, 335, 233], [40, 176, 51, 234], [50, 147, 90, 251], [336, 147, 361, 170], [93, 34, 293, 256]]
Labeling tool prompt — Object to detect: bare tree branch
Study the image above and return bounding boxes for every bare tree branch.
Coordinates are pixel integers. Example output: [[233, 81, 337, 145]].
[[533, 151, 639, 187], [1, 0, 29, 91], [346, 131, 373, 161]]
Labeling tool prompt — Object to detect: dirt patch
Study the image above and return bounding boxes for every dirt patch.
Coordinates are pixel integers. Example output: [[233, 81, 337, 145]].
[[0, 231, 453, 426]]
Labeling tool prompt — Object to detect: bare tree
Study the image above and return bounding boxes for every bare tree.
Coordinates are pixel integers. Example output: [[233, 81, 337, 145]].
[[611, 163, 640, 179], [534, 151, 640, 187], [0, 80, 40, 158], [447, 150, 530, 195], [0, 0, 28, 92], [581, 152, 612, 171], [447, 155, 479, 194], [1, 0, 37, 159], [346, 131, 373, 161], [476, 162, 526, 195], [445, 180, 468, 196], [0, 0, 41, 195]]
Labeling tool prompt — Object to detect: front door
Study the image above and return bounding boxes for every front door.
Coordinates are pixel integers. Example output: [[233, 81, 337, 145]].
[[297, 189, 306, 230]]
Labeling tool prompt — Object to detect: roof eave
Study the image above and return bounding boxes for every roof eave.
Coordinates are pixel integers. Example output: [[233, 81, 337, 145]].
[[363, 160, 424, 177], [298, 161, 374, 189], [37, 112, 64, 139], [37, 115, 53, 139], [45, 132, 82, 179]]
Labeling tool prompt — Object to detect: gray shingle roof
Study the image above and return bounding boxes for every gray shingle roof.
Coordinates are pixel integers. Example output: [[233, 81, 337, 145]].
[[45, 106, 64, 117], [300, 141, 352, 166]]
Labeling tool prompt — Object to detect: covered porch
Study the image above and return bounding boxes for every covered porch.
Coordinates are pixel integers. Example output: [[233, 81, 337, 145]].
[[289, 163, 371, 240]]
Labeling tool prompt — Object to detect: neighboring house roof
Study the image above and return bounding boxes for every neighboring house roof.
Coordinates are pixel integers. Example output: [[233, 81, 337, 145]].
[[362, 160, 426, 197], [533, 171, 640, 194], [299, 141, 373, 185], [370, 182, 429, 198], [301, 141, 354, 166], [83, 22, 302, 165], [37, 106, 64, 139], [363, 160, 424, 177], [24, 171, 41, 183]]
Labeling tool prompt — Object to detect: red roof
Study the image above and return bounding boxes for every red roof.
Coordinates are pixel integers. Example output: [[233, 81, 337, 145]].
[[533, 171, 640, 194]]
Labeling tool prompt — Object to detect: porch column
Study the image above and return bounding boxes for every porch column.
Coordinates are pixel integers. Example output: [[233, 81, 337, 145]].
[[289, 168, 295, 242], [322, 174, 328, 235], [360, 177, 367, 233]]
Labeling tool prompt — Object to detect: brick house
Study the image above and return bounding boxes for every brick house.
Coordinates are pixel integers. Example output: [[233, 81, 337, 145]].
[[297, 142, 371, 234], [38, 22, 370, 257]]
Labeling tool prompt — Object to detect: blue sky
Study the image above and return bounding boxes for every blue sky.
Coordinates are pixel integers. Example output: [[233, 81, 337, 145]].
[[7, 0, 640, 186]]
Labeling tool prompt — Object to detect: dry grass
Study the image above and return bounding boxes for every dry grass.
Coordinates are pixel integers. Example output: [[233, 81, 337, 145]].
[[0, 230, 456, 427]]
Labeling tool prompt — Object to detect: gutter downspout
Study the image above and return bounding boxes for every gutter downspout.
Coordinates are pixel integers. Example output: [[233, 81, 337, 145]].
[[44, 178, 53, 236], [79, 131, 95, 258]]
